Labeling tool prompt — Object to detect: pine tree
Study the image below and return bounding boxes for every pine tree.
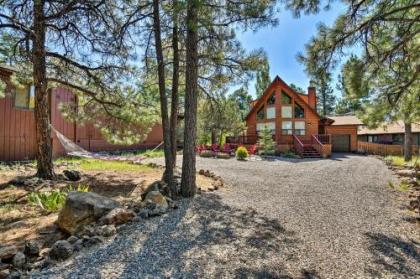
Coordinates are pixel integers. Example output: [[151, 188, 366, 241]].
[[255, 54, 271, 97], [257, 126, 275, 155]]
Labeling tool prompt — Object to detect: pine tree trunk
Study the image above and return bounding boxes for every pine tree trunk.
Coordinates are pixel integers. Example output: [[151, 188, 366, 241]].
[[404, 121, 412, 162], [33, 0, 55, 179], [181, 0, 199, 197], [152, 0, 175, 193], [170, 3, 179, 170], [211, 129, 217, 144]]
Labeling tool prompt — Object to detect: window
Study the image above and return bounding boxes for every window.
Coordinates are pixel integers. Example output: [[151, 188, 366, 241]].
[[267, 92, 275, 105], [281, 106, 292, 118], [295, 103, 304, 118], [281, 91, 291, 104], [257, 122, 275, 134], [14, 85, 35, 110], [256, 106, 265, 120], [266, 107, 275, 119], [282, 121, 292, 135], [295, 121, 305, 135], [392, 134, 403, 144]]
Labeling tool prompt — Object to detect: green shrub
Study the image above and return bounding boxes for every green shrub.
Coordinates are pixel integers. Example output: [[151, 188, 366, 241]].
[[257, 126, 275, 155], [199, 150, 213, 158], [66, 184, 90, 193], [236, 146, 248, 160], [28, 184, 90, 212], [29, 190, 67, 212], [283, 150, 300, 158]]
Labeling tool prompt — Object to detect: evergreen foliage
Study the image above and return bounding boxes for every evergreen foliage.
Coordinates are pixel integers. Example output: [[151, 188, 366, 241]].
[[257, 126, 275, 155]]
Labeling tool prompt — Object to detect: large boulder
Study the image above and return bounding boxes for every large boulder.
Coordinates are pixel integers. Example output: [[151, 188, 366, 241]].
[[57, 192, 119, 234]]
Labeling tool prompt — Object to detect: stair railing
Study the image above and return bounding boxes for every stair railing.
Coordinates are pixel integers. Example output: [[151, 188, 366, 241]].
[[311, 135, 325, 157], [293, 134, 304, 157]]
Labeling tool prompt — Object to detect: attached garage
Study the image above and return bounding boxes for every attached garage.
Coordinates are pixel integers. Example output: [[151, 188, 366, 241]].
[[332, 134, 351, 152], [324, 116, 363, 153]]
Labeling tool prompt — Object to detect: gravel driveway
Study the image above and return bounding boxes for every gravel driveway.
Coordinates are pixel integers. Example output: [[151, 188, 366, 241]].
[[33, 154, 419, 278]]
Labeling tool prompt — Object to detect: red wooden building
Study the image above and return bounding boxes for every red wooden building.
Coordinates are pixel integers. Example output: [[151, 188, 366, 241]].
[[0, 65, 163, 161], [227, 76, 362, 157]]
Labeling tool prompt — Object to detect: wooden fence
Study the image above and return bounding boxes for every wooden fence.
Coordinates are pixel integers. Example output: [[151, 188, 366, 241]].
[[357, 141, 419, 156]]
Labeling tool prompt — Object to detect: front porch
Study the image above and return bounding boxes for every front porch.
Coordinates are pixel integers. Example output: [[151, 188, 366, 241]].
[[225, 134, 332, 158]]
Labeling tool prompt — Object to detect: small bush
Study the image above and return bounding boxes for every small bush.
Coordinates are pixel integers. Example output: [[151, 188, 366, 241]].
[[29, 184, 90, 212], [216, 152, 231, 159], [29, 190, 67, 212], [283, 150, 300, 158], [199, 150, 213, 158], [236, 146, 248, 160]]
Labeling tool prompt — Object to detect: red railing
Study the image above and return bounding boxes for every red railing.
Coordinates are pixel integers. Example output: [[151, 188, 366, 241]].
[[293, 134, 304, 157], [315, 134, 331, 144]]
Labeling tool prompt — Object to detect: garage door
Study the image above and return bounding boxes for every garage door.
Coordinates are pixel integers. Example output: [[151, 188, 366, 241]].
[[332, 134, 350, 152]]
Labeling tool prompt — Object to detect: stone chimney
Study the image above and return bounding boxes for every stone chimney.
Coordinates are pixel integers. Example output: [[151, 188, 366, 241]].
[[308, 84, 317, 110]]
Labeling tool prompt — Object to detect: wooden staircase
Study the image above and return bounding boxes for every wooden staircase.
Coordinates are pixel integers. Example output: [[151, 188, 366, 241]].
[[302, 145, 321, 158]]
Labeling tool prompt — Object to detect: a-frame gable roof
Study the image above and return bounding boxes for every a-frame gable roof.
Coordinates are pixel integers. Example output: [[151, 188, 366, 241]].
[[245, 75, 321, 121]]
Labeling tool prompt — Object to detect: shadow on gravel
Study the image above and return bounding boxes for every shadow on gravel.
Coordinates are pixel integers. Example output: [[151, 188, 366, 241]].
[[117, 193, 300, 278], [365, 232, 420, 278]]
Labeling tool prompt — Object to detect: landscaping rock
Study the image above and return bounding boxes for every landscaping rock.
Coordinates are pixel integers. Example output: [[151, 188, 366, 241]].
[[97, 225, 117, 237], [12, 252, 26, 268], [24, 241, 40, 257], [67, 236, 79, 245], [84, 236, 104, 247], [144, 191, 168, 209], [63, 170, 81, 181], [138, 209, 150, 219], [0, 269, 10, 279], [57, 192, 119, 234], [72, 239, 84, 252], [0, 245, 18, 261], [49, 240, 73, 261], [99, 208, 136, 225], [141, 181, 168, 199]]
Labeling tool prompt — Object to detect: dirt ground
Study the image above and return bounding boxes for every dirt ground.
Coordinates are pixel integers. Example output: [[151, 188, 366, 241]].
[[0, 160, 216, 253]]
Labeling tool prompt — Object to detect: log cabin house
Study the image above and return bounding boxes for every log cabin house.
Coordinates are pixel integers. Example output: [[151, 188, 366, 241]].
[[0, 65, 163, 161], [226, 76, 362, 158]]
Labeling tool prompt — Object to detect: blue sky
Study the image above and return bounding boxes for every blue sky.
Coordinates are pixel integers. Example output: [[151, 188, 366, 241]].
[[237, 4, 347, 98]]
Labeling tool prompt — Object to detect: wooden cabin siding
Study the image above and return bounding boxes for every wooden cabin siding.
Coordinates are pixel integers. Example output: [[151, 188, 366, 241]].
[[0, 73, 163, 161], [0, 73, 37, 161]]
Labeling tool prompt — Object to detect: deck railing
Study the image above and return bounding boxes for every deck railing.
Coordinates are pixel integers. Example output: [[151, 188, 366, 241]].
[[292, 134, 304, 157]]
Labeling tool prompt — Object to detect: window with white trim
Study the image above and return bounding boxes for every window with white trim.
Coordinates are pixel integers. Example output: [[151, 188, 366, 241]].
[[295, 121, 305, 135], [266, 107, 275, 119], [282, 121, 292, 135], [281, 106, 292, 118], [257, 122, 275, 134]]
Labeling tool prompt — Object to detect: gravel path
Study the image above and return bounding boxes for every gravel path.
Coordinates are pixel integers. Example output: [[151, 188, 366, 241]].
[[33, 154, 419, 279]]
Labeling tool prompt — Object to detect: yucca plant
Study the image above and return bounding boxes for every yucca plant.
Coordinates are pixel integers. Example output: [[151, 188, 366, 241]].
[[28, 190, 67, 212]]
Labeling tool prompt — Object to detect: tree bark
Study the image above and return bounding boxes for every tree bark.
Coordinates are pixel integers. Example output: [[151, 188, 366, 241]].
[[211, 129, 217, 144], [404, 121, 412, 162], [181, 0, 199, 197], [33, 0, 55, 179], [152, 0, 175, 194], [170, 1, 179, 169]]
